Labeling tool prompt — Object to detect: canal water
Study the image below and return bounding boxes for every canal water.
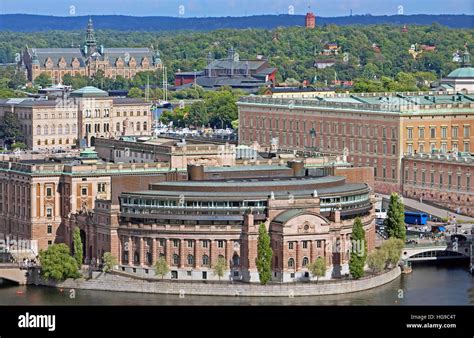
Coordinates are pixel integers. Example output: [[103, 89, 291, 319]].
[[1, 261, 472, 305]]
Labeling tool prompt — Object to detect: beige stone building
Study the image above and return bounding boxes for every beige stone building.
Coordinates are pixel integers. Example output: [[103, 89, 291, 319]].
[[0, 86, 152, 150]]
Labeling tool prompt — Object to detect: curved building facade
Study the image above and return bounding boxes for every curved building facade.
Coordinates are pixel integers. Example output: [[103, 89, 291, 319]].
[[117, 164, 375, 282]]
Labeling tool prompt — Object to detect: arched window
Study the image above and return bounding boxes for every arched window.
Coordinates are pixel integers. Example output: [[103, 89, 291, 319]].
[[116, 122, 121, 132], [36, 125, 41, 135], [43, 125, 48, 135], [302, 257, 309, 267], [187, 254, 194, 265], [172, 254, 180, 266], [65, 124, 70, 134], [130, 122, 134, 130], [136, 122, 141, 131], [50, 125, 55, 135], [66, 139, 69, 144], [202, 255, 209, 266], [232, 254, 240, 267], [58, 124, 62, 134], [218, 254, 225, 261], [288, 258, 295, 268], [72, 124, 77, 133], [143, 122, 147, 131]]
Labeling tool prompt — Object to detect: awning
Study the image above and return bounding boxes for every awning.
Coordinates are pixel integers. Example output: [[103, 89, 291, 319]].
[[438, 226, 446, 231]]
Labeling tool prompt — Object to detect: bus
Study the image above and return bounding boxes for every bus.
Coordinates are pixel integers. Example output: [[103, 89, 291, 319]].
[[404, 212, 428, 225]]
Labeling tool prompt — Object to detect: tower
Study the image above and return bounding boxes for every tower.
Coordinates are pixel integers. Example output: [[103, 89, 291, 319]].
[[85, 17, 97, 56], [305, 12, 316, 28], [462, 45, 471, 67]]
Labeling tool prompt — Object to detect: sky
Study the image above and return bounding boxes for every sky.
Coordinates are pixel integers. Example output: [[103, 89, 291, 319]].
[[1, 0, 473, 17]]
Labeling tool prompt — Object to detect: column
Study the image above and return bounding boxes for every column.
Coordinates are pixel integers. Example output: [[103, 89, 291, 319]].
[[295, 241, 300, 270], [179, 239, 185, 268], [129, 236, 134, 265], [165, 239, 172, 266], [30, 183, 37, 220], [210, 240, 218, 267], [150, 238, 155, 265], [39, 183, 44, 217], [226, 240, 233, 268], [54, 183, 60, 217], [117, 236, 122, 265], [311, 240, 317, 263], [194, 239, 200, 269], [139, 237, 146, 266]]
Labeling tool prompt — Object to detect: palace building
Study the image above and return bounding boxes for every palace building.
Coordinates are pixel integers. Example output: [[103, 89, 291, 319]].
[[237, 91, 474, 194], [21, 18, 163, 83]]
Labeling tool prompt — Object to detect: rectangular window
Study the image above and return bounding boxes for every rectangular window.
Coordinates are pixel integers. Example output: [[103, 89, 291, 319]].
[[457, 176, 461, 190], [159, 239, 165, 247], [419, 127, 425, 139], [202, 240, 208, 248], [464, 125, 470, 138], [407, 128, 413, 140], [173, 239, 179, 247], [187, 240, 193, 248], [47, 224, 52, 234], [439, 174, 443, 188], [302, 241, 308, 249], [382, 128, 387, 139], [48, 240, 52, 246], [46, 187, 52, 197], [441, 127, 447, 139], [464, 142, 470, 152], [448, 174, 452, 189], [441, 143, 447, 153], [452, 126, 458, 138], [421, 172, 426, 186], [392, 144, 396, 155], [430, 127, 436, 139], [81, 187, 87, 196], [317, 240, 322, 248], [218, 240, 224, 248], [467, 176, 471, 191], [98, 183, 106, 193], [288, 242, 293, 250], [407, 144, 413, 154], [430, 172, 434, 187], [46, 207, 53, 218]]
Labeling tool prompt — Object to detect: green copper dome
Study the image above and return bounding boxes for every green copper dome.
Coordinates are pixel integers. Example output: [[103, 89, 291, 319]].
[[447, 67, 474, 78], [70, 86, 108, 98]]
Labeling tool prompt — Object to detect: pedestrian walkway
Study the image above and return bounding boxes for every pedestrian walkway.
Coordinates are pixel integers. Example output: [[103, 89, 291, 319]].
[[378, 194, 474, 223]]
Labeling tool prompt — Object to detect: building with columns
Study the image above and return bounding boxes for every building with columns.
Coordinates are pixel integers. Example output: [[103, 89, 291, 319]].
[[114, 163, 375, 283], [21, 18, 163, 83], [237, 91, 474, 194]]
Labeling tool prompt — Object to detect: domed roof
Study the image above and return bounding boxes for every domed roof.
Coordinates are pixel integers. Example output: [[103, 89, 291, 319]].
[[447, 67, 474, 78]]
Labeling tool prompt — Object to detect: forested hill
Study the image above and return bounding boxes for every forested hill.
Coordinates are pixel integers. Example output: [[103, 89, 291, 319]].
[[1, 14, 473, 31]]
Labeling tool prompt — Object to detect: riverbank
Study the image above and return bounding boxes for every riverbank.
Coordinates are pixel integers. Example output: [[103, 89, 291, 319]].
[[29, 267, 401, 297]]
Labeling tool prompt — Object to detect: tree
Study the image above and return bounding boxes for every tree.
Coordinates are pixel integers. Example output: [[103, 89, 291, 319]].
[[38, 244, 81, 281], [366, 249, 386, 274], [186, 101, 208, 127], [213, 256, 227, 281], [0, 111, 23, 147], [102, 252, 118, 273], [154, 256, 170, 279], [384, 193, 406, 241], [128, 87, 144, 98], [348, 217, 367, 279], [34, 73, 52, 88], [307, 256, 327, 282], [72, 228, 83, 268], [256, 222, 273, 285], [380, 238, 404, 268], [11, 142, 26, 150]]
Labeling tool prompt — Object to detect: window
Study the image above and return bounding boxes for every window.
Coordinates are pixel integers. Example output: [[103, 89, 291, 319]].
[[441, 127, 447, 139], [288, 242, 293, 250], [441, 143, 447, 153], [439, 174, 443, 188], [36, 125, 41, 135], [407, 128, 413, 140], [173, 239, 179, 247], [47, 224, 52, 234], [452, 126, 458, 138], [391, 144, 396, 155], [187, 254, 194, 265], [44, 125, 48, 135], [430, 127, 436, 139], [418, 127, 425, 139], [467, 176, 471, 192], [159, 239, 165, 247], [457, 175, 461, 190], [48, 240, 52, 246], [187, 240, 193, 248], [288, 258, 294, 268], [46, 207, 53, 218], [202, 240, 208, 248], [464, 125, 470, 138], [172, 254, 180, 266], [218, 240, 224, 248], [46, 186, 53, 197], [81, 187, 87, 196], [407, 144, 413, 154], [464, 142, 470, 152], [302, 241, 308, 249], [302, 257, 309, 267], [317, 240, 322, 248], [382, 128, 387, 139], [448, 174, 452, 189], [202, 255, 209, 266], [98, 183, 106, 193], [143, 122, 147, 131]]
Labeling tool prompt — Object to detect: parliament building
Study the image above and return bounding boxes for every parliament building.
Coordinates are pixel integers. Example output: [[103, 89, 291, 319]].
[[21, 18, 163, 83]]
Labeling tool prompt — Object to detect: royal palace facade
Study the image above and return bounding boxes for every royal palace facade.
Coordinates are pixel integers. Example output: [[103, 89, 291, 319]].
[[21, 18, 162, 83]]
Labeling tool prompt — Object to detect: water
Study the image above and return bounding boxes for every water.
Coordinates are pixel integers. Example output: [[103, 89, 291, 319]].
[[1, 261, 472, 305]]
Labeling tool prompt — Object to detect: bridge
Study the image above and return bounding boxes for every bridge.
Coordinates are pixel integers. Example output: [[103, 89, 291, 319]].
[[0, 263, 28, 284], [402, 240, 472, 262]]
